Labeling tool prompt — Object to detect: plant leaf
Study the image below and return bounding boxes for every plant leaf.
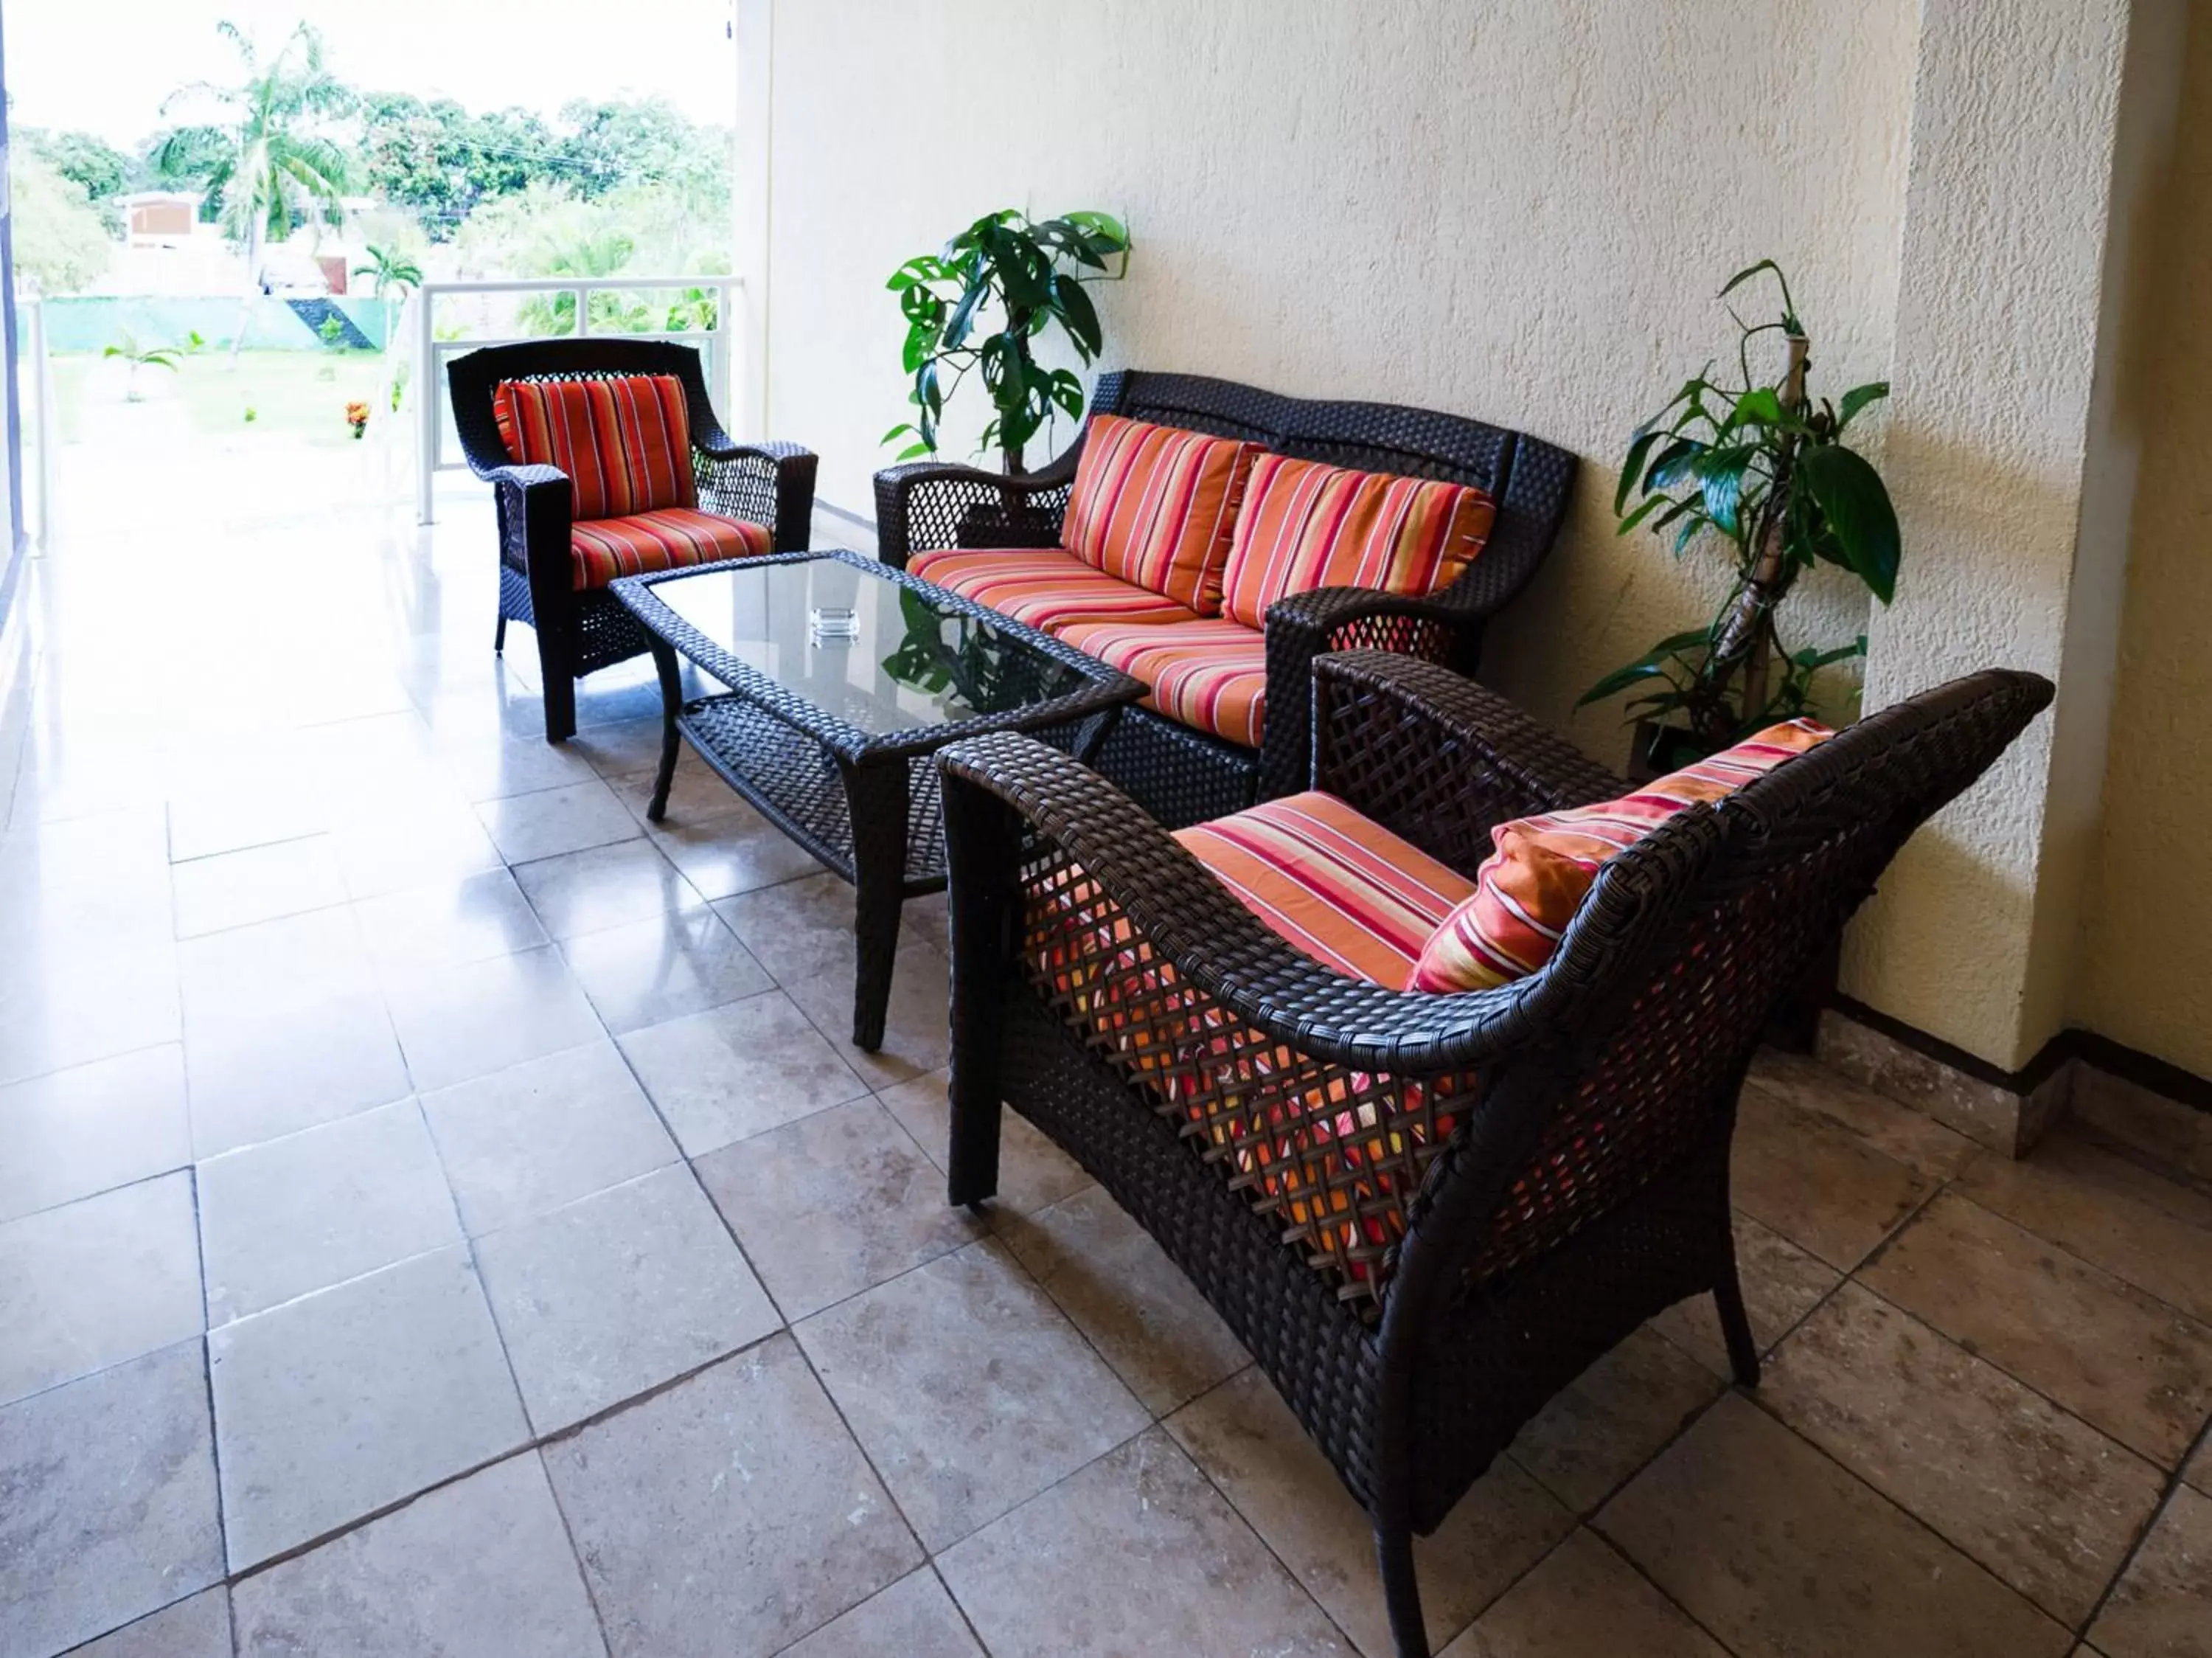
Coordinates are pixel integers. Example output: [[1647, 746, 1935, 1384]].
[[1615, 429, 1662, 516], [1795, 444, 1900, 602], [1834, 381, 1889, 431]]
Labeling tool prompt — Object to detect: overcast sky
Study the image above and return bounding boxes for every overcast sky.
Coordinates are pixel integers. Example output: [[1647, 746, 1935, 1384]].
[[5, 0, 737, 145]]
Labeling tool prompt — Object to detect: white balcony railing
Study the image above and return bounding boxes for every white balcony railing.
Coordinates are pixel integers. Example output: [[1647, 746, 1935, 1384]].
[[409, 274, 740, 524]]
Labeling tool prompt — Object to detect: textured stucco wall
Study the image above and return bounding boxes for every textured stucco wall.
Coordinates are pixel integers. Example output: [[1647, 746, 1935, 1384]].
[[745, 0, 1918, 751], [2075, 1, 2212, 1077]]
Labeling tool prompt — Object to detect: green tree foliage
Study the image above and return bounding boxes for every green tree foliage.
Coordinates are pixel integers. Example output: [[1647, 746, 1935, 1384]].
[[20, 128, 134, 233], [7, 153, 114, 294], [355, 94, 555, 240]]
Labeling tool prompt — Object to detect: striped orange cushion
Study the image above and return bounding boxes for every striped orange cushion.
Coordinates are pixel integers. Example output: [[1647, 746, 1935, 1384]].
[[1177, 791, 1475, 986], [569, 508, 770, 591], [1056, 618, 1268, 748], [1061, 414, 1257, 611], [908, 547, 1200, 633], [1218, 452, 1496, 630], [1407, 718, 1834, 993], [493, 374, 697, 522]]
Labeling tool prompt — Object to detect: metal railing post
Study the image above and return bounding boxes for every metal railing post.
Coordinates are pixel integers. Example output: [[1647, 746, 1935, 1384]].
[[414, 288, 437, 525], [710, 280, 735, 433], [25, 299, 50, 549]]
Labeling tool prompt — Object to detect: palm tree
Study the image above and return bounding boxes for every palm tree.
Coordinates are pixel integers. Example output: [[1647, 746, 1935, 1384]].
[[351, 243, 422, 302], [156, 21, 352, 352]]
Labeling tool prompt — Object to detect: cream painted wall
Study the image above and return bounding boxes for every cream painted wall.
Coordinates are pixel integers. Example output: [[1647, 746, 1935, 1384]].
[[745, 0, 1919, 748], [2076, 1, 2212, 1078]]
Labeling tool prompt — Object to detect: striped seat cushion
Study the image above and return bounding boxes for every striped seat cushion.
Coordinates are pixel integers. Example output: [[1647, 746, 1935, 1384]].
[[1055, 618, 1269, 749], [1408, 718, 1834, 993], [493, 374, 697, 521], [1176, 791, 1476, 986], [1220, 451, 1496, 629], [1061, 414, 1257, 612], [569, 508, 771, 592], [908, 547, 1200, 633]]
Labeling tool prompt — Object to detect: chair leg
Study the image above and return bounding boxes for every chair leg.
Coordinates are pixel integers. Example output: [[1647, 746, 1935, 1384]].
[[1375, 1518, 1430, 1658], [494, 612, 508, 654], [1715, 1272, 1761, 1388], [534, 623, 578, 744]]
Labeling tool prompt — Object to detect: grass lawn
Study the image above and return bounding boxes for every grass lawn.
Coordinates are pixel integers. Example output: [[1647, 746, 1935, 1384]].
[[47, 349, 399, 449]]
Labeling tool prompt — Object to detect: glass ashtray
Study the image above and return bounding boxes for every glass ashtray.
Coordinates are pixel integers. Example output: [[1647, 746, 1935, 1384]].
[[808, 605, 860, 645]]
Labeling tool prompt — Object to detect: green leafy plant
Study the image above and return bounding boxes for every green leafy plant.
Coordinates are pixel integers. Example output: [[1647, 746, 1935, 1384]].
[[1582, 261, 1900, 752], [103, 330, 182, 400], [883, 209, 1130, 473], [318, 314, 347, 347], [351, 242, 422, 300], [880, 589, 1035, 714]]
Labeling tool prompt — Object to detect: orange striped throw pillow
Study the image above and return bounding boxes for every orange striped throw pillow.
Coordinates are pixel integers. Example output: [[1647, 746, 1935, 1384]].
[[493, 374, 697, 523], [1405, 718, 1834, 993], [1218, 452, 1496, 630], [1061, 414, 1257, 612]]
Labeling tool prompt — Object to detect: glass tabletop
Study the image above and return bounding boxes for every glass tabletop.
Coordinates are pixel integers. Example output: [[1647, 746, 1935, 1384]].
[[650, 555, 1099, 737]]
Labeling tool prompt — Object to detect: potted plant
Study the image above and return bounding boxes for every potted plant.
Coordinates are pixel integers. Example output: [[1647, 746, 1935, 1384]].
[[1582, 260, 1900, 776], [883, 208, 1131, 479]]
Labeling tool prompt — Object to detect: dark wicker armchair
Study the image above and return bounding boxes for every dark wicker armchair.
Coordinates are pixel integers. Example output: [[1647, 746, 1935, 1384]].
[[448, 339, 818, 742], [877, 370, 1575, 825], [936, 651, 2051, 1657]]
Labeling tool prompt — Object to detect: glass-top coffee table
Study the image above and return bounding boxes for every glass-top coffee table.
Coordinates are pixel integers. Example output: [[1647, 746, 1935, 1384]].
[[612, 550, 1145, 1050]]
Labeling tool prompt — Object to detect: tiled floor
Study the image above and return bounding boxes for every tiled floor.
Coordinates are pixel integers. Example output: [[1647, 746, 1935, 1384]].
[[4, 454, 2211, 1657]]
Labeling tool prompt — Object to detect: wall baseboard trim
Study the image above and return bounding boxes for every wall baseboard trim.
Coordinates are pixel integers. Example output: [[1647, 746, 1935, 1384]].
[[813, 499, 877, 535], [1819, 999, 2211, 1167]]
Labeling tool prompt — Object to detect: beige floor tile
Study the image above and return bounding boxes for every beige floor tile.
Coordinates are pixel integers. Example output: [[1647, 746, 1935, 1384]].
[[512, 838, 703, 941], [2188, 1433, 2211, 1494], [713, 870, 861, 985], [0, 1044, 189, 1225], [796, 1239, 1151, 1550], [877, 1068, 1093, 1218], [1166, 1367, 1573, 1657], [996, 1185, 1251, 1416], [1506, 1326, 1723, 1515], [474, 778, 640, 865], [0, 940, 182, 1088], [1859, 1193, 2212, 1467], [784, 940, 952, 1086], [1648, 1211, 1843, 1377], [780, 1568, 984, 1658], [74, 1588, 233, 1658], [1746, 1050, 1984, 1178], [693, 1096, 984, 1320], [351, 869, 549, 976], [185, 991, 411, 1157], [542, 1336, 919, 1658], [617, 988, 868, 1156], [178, 905, 380, 1027], [171, 836, 349, 940], [1444, 1528, 1725, 1658], [1730, 1082, 1937, 1269], [642, 806, 827, 902], [383, 944, 605, 1093], [327, 799, 506, 901], [1599, 1392, 2072, 1658], [1955, 1128, 2212, 1325], [1762, 1283, 2163, 1623], [557, 903, 773, 1035], [937, 1426, 1352, 1658], [2087, 1484, 2212, 1658]]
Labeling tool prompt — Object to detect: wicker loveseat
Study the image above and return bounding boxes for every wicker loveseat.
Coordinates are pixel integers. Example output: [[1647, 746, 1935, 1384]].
[[935, 651, 2051, 1657], [449, 339, 818, 742], [876, 371, 1575, 825]]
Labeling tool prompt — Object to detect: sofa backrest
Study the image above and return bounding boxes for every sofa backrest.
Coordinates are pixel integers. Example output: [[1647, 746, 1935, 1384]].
[[1088, 370, 1576, 618]]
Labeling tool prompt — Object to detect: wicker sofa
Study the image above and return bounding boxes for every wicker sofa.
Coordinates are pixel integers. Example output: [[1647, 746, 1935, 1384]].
[[936, 651, 2052, 1657], [448, 339, 818, 743], [876, 371, 1575, 825]]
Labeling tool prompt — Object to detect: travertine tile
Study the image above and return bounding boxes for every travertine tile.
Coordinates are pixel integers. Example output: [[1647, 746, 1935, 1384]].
[[1746, 1050, 1983, 1178], [474, 1165, 780, 1432], [997, 1184, 1251, 1415], [0, 938, 181, 1086], [2188, 1433, 2211, 1495], [1444, 1527, 1725, 1658], [712, 870, 860, 985], [383, 943, 604, 1092], [1599, 1393, 2072, 1658], [350, 868, 548, 975], [197, 1099, 461, 1323], [877, 1068, 1091, 1218], [542, 1336, 919, 1658], [796, 1239, 1151, 1550], [231, 1454, 605, 1658], [170, 835, 349, 940], [0, 1172, 204, 1406], [474, 778, 639, 865], [693, 1095, 984, 1319], [938, 1427, 1352, 1658], [1859, 1193, 2212, 1467], [2087, 1483, 2212, 1658], [639, 801, 827, 901], [1507, 1325, 1723, 1514], [327, 799, 505, 901], [1730, 1081, 1936, 1269], [784, 940, 952, 1086], [0, 1044, 189, 1224], [1647, 1211, 1843, 1378], [557, 903, 772, 1034], [176, 905, 378, 1027], [420, 1041, 676, 1235], [185, 991, 411, 1158], [780, 1569, 984, 1658], [1955, 1128, 2212, 1325], [1762, 1283, 2163, 1623], [0, 1341, 223, 1658], [616, 989, 867, 1156], [72, 1588, 233, 1657], [512, 838, 703, 941], [209, 1247, 528, 1569], [1168, 1366, 1573, 1657]]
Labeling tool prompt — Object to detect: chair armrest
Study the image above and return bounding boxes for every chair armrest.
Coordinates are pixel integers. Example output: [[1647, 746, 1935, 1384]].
[[937, 729, 1547, 1074], [1310, 651, 1622, 870], [486, 463, 574, 586], [692, 440, 818, 553], [872, 448, 1081, 569]]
